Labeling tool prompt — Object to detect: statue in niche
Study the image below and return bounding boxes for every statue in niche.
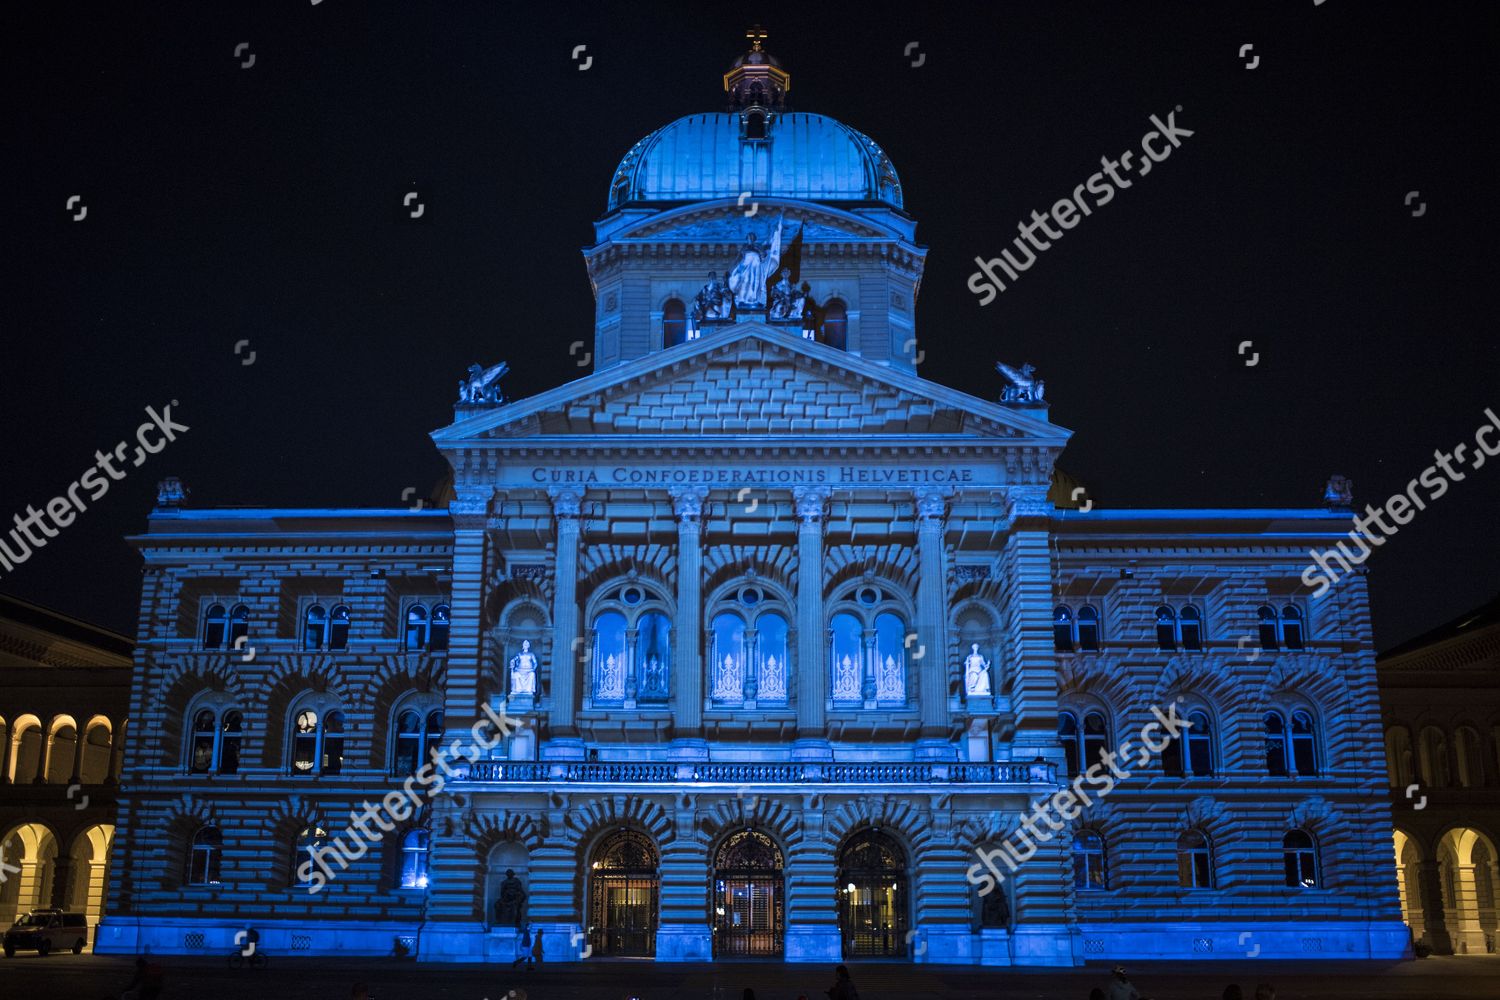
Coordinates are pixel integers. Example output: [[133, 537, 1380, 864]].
[[727, 218, 783, 309], [980, 884, 1010, 928], [964, 643, 992, 697], [494, 868, 527, 928], [768, 268, 796, 320], [509, 639, 538, 696]]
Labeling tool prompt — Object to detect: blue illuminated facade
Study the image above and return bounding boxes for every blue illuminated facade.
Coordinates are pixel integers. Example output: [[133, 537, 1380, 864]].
[[97, 35, 1409, 965]]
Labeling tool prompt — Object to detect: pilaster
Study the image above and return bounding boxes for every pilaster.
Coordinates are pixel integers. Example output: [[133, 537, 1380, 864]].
[[545, 488, 584, 753], [791, 486, 830, 758], [914, 488, 953, 756], [669, 487, 708, 752]]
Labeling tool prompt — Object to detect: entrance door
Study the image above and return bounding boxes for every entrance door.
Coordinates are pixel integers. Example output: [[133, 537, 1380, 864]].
[[713, 830, 784, 957], [587, 830, 658, 957], [837, 829, 909, 958]]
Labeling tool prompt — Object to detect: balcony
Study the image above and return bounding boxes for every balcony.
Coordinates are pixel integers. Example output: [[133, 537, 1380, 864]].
[[456, 759, 1053, 785]]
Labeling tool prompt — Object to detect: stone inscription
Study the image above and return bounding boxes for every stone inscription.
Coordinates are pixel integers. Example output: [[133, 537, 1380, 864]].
[[530, 466, 978, 485]]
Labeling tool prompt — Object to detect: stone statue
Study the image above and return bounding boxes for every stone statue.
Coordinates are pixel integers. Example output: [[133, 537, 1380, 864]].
[[768, 268, 796, 320], [1323, 474, 1354, 508], [509, 639, 538, 696], [459, 361, 509, 404], [793, 282, 811, 328], [996, 361, 1045, 404], [494, 868, 527, 928], [693, 270, 733, 325], [964, 643, 992, 697], [727, 218, 783, 309]]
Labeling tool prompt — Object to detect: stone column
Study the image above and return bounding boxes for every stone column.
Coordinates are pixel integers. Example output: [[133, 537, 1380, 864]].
[[792, 487, 830, 759], [70, 725, 87, 784], [33, 731, 49, 784], [0, 725, 12, 784], [914, 489, 953, 756], [669, 487, 708, 756], [1418, 858, 1453, 953], [105, 722, 124, 784], [545, 488, 584, 754]]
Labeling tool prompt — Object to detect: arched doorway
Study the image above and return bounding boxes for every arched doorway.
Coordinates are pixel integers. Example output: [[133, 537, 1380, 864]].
[[1393, 830, 1426, 944], [587, 829, 658, 957], [68, 824, 114, 940], [837, 828, 909, 958], [1437, 827, 1499, 954], [0, 823, 58, 925], [712, 829, 784, 957]]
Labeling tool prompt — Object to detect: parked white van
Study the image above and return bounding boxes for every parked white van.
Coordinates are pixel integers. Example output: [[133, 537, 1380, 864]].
[[2, 909, 89, 956]]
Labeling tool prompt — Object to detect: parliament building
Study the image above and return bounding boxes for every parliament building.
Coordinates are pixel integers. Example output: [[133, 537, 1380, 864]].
[[95, 35, 1409, 965]]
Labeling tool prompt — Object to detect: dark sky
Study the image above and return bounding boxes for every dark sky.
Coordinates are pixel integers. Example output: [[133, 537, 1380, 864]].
[[4, 1, 1496, 650]]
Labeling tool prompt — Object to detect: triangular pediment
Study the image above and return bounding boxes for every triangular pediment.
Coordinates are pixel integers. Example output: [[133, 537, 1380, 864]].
[[434, 324, 1069, 450], [611, 200, 902, 242]]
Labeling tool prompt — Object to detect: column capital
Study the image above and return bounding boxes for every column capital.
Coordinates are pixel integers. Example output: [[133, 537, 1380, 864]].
[[792, 485, 830, 525], [668, 485, 709, 523], [548, 486, 583, 519], [450, 484, 495, 524], [914, 487, 951, 524], [1002, 486, 1052, 521]]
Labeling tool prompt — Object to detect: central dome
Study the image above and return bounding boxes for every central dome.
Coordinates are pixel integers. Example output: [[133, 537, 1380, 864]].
[[607, 112, 904, 212]]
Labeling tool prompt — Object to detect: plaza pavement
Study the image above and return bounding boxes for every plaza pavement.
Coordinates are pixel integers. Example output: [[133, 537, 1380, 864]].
[[2, 954, 1499, 1000]]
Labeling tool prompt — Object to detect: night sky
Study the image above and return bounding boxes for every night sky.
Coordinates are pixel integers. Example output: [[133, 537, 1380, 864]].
[[4, 2, 1496, 650]]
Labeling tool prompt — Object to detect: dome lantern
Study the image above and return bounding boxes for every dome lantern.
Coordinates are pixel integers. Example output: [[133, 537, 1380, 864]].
[[724, 25, 789, 125]]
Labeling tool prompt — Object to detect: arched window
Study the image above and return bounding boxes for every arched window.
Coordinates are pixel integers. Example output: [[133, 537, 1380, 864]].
[[1059, 711, 1081, 776], [228, 604, 249, 645], [821, 299, 848, 350], [1283, 830, 1319, 888], [830, 612, 864, 704], [203, 604, 227, 648], [188, 707, 241, 775], [1179, 606, 1203, 651], [1419, 726, 1450, 787], [1073, 830, 1107, 890], [1266, 709, 1319, 777], [1258, 604, 1306, 650], [1386, 725, 1414, 788], [1280, 606, 1305, 649], [663, 298, 687, 347], [1157, 606, 1203, 650], [304, 604, 327, 650], [1455, 726, 1484, 788], [710, 612, 747, 704], [1156, 606, 1177, 650], [1059, 709, 1109, 776], [187, 826, 223, 886], [1053, 606, 1075, 652], [190, 709, 217, 773], [405, 605, 429, 650], [394, 710, 423, 775], [1077, 606, 1101, 651], [1290, 710, 1318, 776], [756, 611, 789, 705], [635, 610, 671, 702], [293, 826, 328, 887], [430, 605, 451, 652], [400, 828, 430, 889], [591, 610, 629, 703], [291, 707, 344, 775], [1265, 711, 1288, 776], [873, 612, 906, 705], [1176, 829, 1214, 889], [1164, 710, 1214, 777], [329, 605, 351, 650]]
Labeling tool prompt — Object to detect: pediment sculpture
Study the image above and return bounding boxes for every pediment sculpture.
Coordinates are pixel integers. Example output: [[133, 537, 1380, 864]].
[[459, 361, 509, 405]]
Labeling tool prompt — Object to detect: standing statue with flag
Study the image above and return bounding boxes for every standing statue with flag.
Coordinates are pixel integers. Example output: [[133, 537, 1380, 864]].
[[727, 214, 784, 309]]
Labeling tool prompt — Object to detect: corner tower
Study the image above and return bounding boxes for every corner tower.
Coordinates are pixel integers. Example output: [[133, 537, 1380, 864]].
[[585, 30, 925, 373]]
